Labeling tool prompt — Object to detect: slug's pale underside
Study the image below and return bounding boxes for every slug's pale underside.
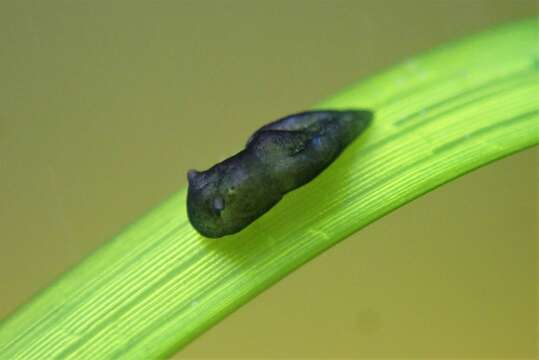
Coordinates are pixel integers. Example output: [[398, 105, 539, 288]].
[[187, 110, 373, 238]]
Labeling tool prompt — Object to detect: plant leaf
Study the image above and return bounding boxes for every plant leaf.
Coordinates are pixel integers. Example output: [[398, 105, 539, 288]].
[[1, 18, 538, 359]]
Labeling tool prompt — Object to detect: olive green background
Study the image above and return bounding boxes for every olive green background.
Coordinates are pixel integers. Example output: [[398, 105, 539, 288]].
[[1, 1, 537, 358]]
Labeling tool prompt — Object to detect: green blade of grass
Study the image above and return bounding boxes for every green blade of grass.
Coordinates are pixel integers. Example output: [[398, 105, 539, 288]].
[[1, 18, 538, 359]]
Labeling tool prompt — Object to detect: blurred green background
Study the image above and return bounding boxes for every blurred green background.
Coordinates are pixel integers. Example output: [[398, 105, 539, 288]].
[[1, 1, 537, 358]]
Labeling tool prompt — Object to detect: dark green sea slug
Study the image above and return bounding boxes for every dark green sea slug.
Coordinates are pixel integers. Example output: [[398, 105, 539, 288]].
[[187, 110, 373, 238]]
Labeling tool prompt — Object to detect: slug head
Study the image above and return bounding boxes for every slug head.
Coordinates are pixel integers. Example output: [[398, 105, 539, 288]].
[[186, 154, 282, 238]]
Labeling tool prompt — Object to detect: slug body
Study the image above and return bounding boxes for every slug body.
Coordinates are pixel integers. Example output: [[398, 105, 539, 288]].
[[187, 110, 373, 238]]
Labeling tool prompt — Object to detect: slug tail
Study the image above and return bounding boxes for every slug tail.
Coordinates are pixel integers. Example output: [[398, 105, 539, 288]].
[[335, 109, 374, 147]]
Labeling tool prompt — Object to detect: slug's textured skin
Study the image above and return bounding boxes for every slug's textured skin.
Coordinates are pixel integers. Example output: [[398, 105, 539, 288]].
[[187, 110, 373, 238]]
